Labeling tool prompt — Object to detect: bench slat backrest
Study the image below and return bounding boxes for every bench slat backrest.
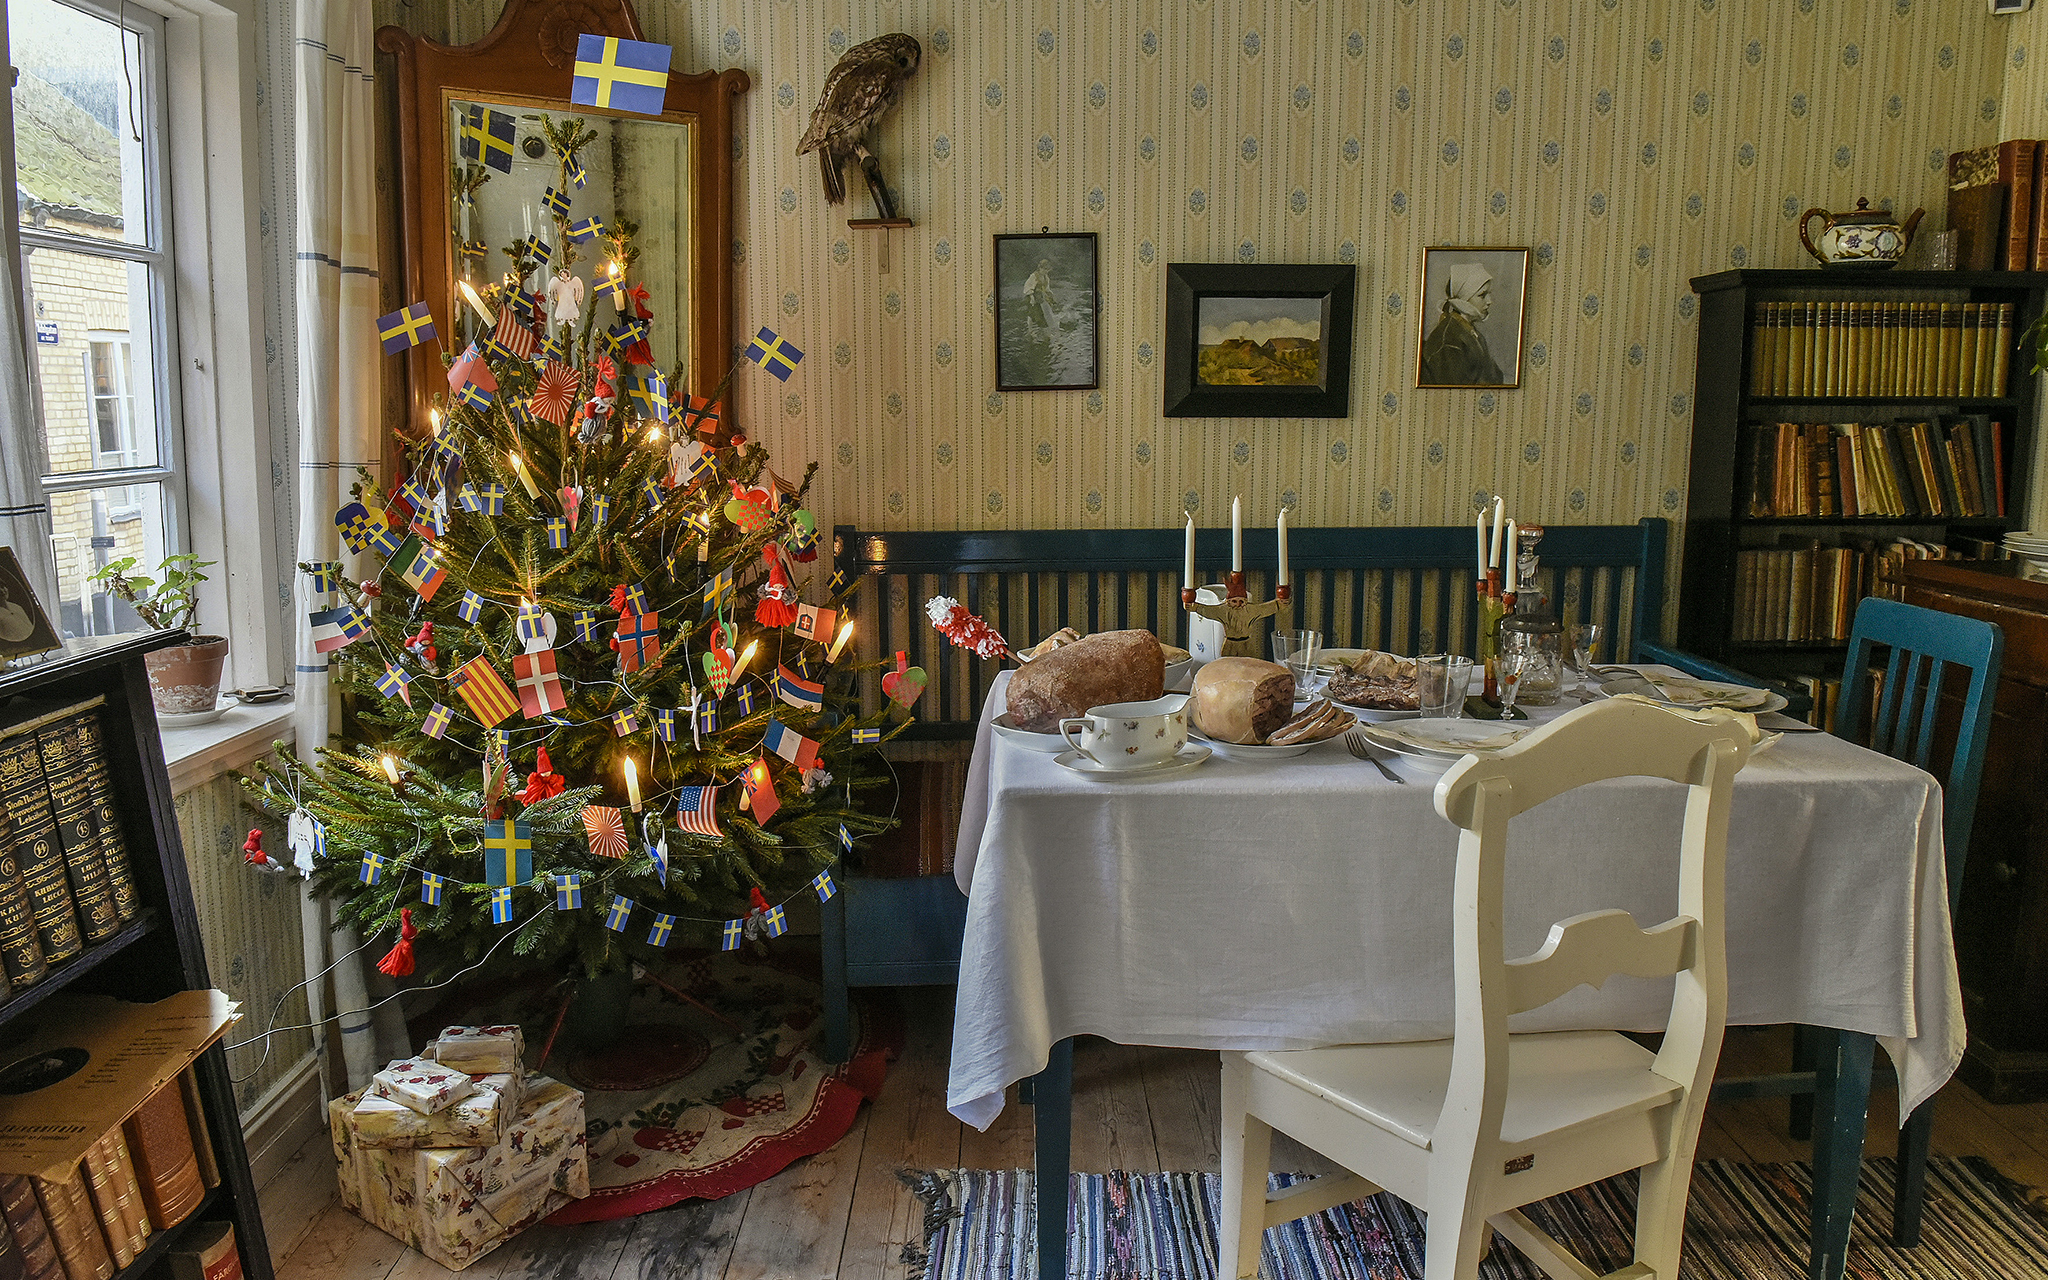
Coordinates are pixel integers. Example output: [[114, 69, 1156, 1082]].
[[834, 520, 1668, 738]]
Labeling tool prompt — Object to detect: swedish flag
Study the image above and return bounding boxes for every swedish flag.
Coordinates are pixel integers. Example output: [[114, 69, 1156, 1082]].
[[605, 895, 634, 932], [838, 823, 854, 852], [546, 517, 569, 550], [591, 494, 611, 526], [359, 851, 384, 885], [378, 302, 437, 354], [598, 274, 629, 308], [812, 870, 837, 902], [457, 590, 486, 624], [610, 708, 638, 736], [763, 903, 789, 937], [628, 371, 669, 422], [458, 106, 516, 173], [456, 381, 494, 409], [576, 610, 602, 643], [422, 703, 455, 739], [563, 150, 587, 189], [656, 708, 677, 742], [647, 913, 676, 947], [522, 234, 552, 264], [696, 702, 719, 735], [490, 886, 514, 924], [745, 327, 805, 381], [421, 872, 444, 905], [555, 873, 583, 910], [623, 582, 650, 614], [542, 186, 573, 218], [720, 917, 744, 951], [852, 727, 881, 744], [566, 217, 605, 244], [642, 477, 664, 509], [571, 34, 671, 116], [735, 684, 758, 717]]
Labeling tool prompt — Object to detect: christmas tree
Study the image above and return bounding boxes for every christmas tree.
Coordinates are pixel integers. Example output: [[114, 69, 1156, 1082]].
[[243, 114, 896, 980]]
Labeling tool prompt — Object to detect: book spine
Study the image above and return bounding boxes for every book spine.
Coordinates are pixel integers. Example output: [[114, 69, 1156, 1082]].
[[1995, 418, 2010, 517], [30, 1167, 110, 1280], [1752, 304, 1772, 395], [78, 1140, 129, 1271], [124, 1079, 204, 1232], [0, 1177, 61, 1280], [1941, 303, 1963, 398], [0, 807, 44, 991], [0, 740, 80, 966], [2001, 138, 2039, 270], [1974, 311, 1998, 399], [1970, 414, 2000, 517], [67, 718, 137, 924], [1995, 302, 2016, 397], [32, 728, 117, 946], [176, 1069, 220, 1191], [1836, 431, 1860, 517], [2032, 141, 2048, 270], [1856, 302, 1874, 395], [103, 1132, 147, 1262], [1959, 304, 1980, 398]]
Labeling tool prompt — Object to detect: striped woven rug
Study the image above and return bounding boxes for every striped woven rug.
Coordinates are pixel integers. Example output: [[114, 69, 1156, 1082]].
[[911, 1159, 2048, 1279]]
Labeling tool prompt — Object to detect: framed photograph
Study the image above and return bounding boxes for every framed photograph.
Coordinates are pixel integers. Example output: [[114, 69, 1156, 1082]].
[[1163, 263, 1356, 417], [0, 548, 60, 662], [994, 232, 1100, 391], [1415, 246, 1529, 389]]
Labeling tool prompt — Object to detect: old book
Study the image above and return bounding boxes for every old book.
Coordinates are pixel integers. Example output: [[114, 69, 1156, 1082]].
[[1811, 426, 1839, 517], [1855, 302, 1875, 394], [32, 724, 117, 946], [1968, 414, 2000, 517], [1788, 302, 1812, 395], [1958, 304, 1980, 396], [1917, 302, 1940, 395], [66, 717, 137, 924], [124, 1078, 205, 1231], [101, 1131, 147, 1262], [1752, 303, 1773, 394], [2033, 141, 2048, 270], [1995, 302, 2016, 396], [2002, 139, 2040, 268], [29, 1166, 109, 1280], [0, 733, 81, 967], [1947, 181, 2006, 272], [1974, 311, 1999, 399], [78, 1138, 129, 1270], [1835, 431, 1860, 517], [0, 807, 44, 992], [1940, 303, 1965, 397], [1, 1175, 62, 1280], [166, 1220, 241, 1280], [176, 1069, 219, 1191], [1886, 425, 1927, 517]]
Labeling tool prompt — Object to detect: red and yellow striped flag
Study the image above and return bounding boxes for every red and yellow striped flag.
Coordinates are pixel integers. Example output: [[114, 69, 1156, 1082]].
[[450, 655, 520, 728]]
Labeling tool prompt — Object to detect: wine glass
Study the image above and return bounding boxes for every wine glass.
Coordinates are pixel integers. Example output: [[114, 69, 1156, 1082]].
[[1498, 631, 1538, 720], [1570, 623, 1604, 697]]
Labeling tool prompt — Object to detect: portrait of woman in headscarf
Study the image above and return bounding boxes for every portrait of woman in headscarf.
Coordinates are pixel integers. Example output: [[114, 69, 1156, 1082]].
[[1416, 249, 1527, 388]]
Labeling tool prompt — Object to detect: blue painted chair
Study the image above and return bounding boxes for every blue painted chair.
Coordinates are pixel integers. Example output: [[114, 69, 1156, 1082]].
[[1656, 597, 2002, 1264]]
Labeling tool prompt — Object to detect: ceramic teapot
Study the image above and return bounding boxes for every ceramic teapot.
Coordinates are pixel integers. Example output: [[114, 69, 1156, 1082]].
[[1799, 198, 1925, 268]]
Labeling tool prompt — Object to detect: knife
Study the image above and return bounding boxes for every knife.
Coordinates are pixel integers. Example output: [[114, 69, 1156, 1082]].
[[1757, 711, 1826, 733]]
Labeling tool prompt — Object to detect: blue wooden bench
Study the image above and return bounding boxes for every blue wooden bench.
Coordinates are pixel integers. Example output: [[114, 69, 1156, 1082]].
[[819, 518, 1673, 1059]]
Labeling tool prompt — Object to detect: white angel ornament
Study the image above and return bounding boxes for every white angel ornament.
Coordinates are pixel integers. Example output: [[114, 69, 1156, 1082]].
[[546, 268, 586, 327]]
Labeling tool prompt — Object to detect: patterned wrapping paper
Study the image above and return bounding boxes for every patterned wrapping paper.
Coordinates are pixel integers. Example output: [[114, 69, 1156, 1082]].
[[426, 1023, 525, 1076], [332, 1074, 589, 1271], [350, 1071, 522, 1149], [370, 1057, 476, 1115]]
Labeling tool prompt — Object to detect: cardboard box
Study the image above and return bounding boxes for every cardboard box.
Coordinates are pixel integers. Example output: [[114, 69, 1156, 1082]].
[[426, 1025, 524, 1076], [350, 1072, 522, 1150], [369, 1058, 475, 1116], [332, 1073, 587, 1271]]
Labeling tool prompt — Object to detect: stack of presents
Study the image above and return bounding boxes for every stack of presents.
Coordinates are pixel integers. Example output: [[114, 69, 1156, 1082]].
[[327, 1024, 590, 1270]]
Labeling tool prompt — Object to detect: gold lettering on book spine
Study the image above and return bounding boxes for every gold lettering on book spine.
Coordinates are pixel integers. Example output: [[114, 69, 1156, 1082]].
[[35, 726, 117, 943], [72, 717, 138, 922], [0, 738, 80, 963], [0, 806, 47, 988]]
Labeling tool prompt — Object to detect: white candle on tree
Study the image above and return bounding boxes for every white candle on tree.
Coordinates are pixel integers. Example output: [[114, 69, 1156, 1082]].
[[623, 756, 642, 812], [1231, 496, 1243, 572]]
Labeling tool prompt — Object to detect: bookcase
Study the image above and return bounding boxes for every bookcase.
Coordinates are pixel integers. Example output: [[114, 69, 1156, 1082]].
[[1677, 269, 2048, 705], [0, 633, 271, 1280]]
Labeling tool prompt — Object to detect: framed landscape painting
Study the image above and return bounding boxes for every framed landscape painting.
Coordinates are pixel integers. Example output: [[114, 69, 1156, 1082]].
[[994, 232, 1100, 391], [1163, 263, 1356, 417], [1415, 246, 1529, 389]]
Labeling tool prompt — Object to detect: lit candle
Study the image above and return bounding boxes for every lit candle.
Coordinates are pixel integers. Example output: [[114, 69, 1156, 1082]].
[[623, 757, 642, 812], [380, 754, 403, 792], [735, 639, 759, 675], [646, 422, 662, 444], [1505, 520, 1519, 591], [1183, 515, 1196, 590], [509, 451, 542, 500], [1475, 513, 1487, 580], [1231, 496, 1243, 572], [1489, 497, 1505, 569], [1276, 507, 1289, 588], [458, 280, 496, 327], [827, 621, 854, 663], [430, 408, 443, 437]]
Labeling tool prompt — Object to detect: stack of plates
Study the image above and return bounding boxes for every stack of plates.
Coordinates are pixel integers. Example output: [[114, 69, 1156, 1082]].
[[1358, 718, 1533, 778], [2005, 532, 2048, 579]]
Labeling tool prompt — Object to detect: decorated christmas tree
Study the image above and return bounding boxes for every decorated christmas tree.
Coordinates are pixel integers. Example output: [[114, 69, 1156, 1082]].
[[243, 113, 896, 982]]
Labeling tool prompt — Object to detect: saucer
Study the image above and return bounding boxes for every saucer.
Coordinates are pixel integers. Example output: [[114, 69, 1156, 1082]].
[[156, 705, 230, 729], [992, 713, 1067, 753], [1053, 745, 1211, 778]]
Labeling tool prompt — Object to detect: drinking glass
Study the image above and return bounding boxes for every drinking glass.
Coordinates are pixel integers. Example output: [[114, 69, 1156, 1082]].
[[1498, 632, 1539, 721], [1417, 654, 1473, 719], [1570, 623, 1604, 695], [1271, 630, 1321, 698]]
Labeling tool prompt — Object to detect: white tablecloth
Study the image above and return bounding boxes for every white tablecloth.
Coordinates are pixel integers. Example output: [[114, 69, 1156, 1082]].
[[947, 668, 1965, 1132]]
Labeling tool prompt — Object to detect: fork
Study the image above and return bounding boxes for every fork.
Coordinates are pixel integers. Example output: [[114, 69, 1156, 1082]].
[[1345, 730, 1406, 784]]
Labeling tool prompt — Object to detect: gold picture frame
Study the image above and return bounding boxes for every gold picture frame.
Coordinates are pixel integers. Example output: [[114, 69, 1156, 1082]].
[[1415, 246, 1529, 389]]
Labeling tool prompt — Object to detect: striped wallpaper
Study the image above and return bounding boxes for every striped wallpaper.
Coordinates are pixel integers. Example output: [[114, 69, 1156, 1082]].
[[371, 0, 2016, 570]]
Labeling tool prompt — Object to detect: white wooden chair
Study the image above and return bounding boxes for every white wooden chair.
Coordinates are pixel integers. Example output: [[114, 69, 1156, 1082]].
[[1219, 699, 1752, 1280]]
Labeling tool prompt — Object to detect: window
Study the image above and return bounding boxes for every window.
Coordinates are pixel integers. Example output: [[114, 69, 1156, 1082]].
[[10, 0, 180, 638]]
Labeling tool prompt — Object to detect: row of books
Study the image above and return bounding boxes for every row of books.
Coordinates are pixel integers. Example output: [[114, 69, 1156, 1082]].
[[0, 699, 143, 998], [1746, 301, 2016, 399], [1747, 417, 2007, 520], [0, 1070, 217, 1280], [1732, 537, 1964, 644], [1946, 139, 2048, 271], [1784, 674, 1847, 732]]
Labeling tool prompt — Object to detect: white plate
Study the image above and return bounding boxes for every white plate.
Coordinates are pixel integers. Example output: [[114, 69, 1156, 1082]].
[[1362, 718, 1533, 758], [1053, 745, 1211, 778], [1333, 701, 1422, 723], [1187, 726, 1348, 759], [992, 713, 1067, 753], [1608, 674, 1788, 714], [156, 705, 229, 729], [1317, 649, 1426, 720]]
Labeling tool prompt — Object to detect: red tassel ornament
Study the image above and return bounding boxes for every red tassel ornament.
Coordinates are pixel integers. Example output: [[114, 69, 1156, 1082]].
[[376, 908, 418, 977], [754, 548, 798, 628], [242, 828, 271, 867], [517, 746, 567, 805]]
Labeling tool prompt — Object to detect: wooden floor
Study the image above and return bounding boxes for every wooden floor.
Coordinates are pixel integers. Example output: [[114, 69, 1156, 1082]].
[[265, 988, 2048, 1280]]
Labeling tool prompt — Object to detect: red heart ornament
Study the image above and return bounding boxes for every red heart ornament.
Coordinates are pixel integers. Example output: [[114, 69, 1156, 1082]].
[[703, 638, 736, 698], [881, 651, 927, 710]]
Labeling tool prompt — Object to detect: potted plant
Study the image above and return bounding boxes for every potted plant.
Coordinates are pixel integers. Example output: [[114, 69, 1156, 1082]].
[[87, 554, 225, 716]]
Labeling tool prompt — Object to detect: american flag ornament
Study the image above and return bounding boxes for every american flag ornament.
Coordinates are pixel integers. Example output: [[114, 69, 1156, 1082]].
[[421, 873, 444, 906], [546, 517, 569, 550], [422, 703, 455, 739], [646, 914, 675, 947], [490, 886, 513, 924], [720, 917, 744, 951], [583, 805, 629, 859], [812, 869, 837, 902], [554, 873, 583, 910], [457, 590, 486, 624], [610, 708, 638, 736], [376, 665, 413, 706], [359, 851, 385, 885], [575, 610, 601, 643], [604, 895, 634, 932], [675, 785, 722, 838], [655, 708, 677, 743]]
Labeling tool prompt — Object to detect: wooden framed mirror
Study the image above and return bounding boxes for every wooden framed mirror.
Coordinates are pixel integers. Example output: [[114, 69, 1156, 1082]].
[[378, 0, 747, 442]]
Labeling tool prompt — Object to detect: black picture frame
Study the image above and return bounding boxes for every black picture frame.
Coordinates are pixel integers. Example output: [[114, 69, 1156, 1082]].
[[993, 232, 1100, 391], [1163, 262, 1356, 418]]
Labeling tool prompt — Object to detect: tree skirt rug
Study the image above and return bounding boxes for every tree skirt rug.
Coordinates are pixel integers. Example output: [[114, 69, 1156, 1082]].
[[411, 948, 899, 1223], [910, 1158, 2048, 1279]]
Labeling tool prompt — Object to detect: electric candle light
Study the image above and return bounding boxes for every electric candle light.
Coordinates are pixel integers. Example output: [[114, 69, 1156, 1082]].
[[735, 639, 760, 675], [458, 280, 496, 326], [509, 451, 542, 500], [380, 754, 403, 793], [827, 621, 854, 663], [1231, 496, 1243, 573], [430, 408, 443, 437], [623, 757, 642, 812]]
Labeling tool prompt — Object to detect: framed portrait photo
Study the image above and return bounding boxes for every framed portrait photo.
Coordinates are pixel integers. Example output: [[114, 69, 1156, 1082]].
[[0, 547, 60, 662], [1415, 246, 1530, 389], [1163, 262, 1357, 417], [994, 231, 1100, 391]]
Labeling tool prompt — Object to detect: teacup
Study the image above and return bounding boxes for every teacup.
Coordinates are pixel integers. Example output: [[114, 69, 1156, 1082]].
[[1059, 694, 1190, 769]]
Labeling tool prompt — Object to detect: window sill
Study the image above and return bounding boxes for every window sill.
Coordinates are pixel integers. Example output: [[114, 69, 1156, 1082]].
[[160, 700, 295, 794]]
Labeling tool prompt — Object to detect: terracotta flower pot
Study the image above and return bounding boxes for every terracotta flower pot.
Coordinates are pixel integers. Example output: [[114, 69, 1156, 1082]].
[[143, 636, 229, 716]]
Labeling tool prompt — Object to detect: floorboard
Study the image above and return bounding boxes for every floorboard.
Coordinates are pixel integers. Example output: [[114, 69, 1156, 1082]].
[[274, 989, 2048, 1280]]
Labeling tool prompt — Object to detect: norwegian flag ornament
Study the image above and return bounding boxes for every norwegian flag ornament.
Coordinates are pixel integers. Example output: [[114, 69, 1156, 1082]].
[[614, 611, 661, 672]]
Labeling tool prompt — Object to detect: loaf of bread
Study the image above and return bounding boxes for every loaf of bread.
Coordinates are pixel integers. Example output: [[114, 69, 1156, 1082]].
[[1003, 630, 1166, 731], [1191, 658, 1295, 744]]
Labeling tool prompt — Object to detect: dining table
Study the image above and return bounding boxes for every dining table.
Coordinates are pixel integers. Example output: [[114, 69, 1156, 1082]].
[[947, 665, 1964, 1280]]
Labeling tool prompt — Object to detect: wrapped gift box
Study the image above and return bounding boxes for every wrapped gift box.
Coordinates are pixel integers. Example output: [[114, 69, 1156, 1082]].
[[331, 1073, 588, 1271], [351, 1071, 523, 1149], [370, 1057, 476, 1115], [426, 1024, 525, 1075]]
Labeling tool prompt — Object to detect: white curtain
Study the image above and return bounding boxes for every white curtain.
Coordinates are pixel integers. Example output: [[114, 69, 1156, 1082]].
[[0, 11, 58, 621], [294, 0, 408, 1093]]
